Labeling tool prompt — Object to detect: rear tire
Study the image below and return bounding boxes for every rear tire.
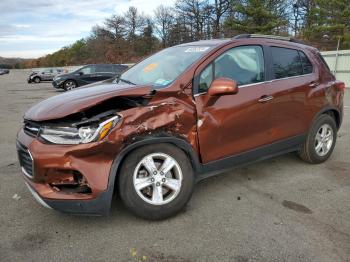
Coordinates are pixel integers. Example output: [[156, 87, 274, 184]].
[[33, 77, 41, 83], [118, 143, 194, 220], [298, 114, 337, 164]]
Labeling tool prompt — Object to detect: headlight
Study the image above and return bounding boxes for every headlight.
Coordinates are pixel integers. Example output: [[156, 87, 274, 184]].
[[54, 76, 61, 81], [40, 115, 120, 144]]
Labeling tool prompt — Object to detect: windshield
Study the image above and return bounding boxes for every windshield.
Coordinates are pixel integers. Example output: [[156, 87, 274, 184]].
[[116, 45, 213, 87]]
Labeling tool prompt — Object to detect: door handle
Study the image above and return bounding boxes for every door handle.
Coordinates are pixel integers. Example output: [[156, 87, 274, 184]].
[[258, 95, 274, 103], [308, 81, 319, 88]]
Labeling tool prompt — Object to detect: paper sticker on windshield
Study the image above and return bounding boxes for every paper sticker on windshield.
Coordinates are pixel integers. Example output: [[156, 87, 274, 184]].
[[184, 47, 210, 53], [143, 63, 158, 73], [155, 79, 171, 86]]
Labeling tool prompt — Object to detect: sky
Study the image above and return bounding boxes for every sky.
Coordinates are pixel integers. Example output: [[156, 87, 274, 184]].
[[0, 0, 176, 58]]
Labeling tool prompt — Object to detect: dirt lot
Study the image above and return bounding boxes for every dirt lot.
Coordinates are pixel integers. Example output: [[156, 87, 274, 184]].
[[0, 70, 349, 262]]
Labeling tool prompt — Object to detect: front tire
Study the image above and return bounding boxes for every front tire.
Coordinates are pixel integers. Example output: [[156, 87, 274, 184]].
[[63, 80, 77, 91], [33, 77, 41, 83], [298, 114, 337, 164], [119, 143, 194, 220]]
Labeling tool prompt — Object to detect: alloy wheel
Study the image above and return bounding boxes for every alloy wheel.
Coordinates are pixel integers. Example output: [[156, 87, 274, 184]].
[[65, 81, 76, 90], [314, 123, 333, 157], [133, 153, 183, 205]]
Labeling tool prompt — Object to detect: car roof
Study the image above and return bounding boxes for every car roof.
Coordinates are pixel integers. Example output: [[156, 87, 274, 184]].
[[177, 39, 232, 47], [176, 35, 317, 51], [84, 64, 127, 66]]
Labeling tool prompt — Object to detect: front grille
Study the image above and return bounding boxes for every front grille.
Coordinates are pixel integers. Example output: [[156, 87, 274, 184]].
[[23, 121, 40, 137], [16, 141, 34, 178]]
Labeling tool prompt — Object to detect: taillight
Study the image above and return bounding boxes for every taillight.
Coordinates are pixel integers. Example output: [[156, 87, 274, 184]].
[[335, 81, 346, 91]]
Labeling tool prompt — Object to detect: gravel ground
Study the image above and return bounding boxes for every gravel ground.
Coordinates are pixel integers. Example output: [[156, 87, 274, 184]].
[[0, 70, 349, 262]]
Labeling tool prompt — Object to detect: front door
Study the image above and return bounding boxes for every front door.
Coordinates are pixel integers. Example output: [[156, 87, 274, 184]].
[[78, 65, 97, 84], [194, 45, 276, 163], [42, 69, 54, 80]]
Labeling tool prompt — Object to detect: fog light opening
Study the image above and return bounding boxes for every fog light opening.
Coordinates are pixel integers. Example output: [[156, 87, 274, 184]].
[[48, 169, 92, 194]]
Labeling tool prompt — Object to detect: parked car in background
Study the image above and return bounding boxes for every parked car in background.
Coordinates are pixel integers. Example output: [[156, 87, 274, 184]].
[[28, 68, 63, 83], [0, 68, 10, 75], [52, 64, 129, 91], [16, 35, 344, 220]]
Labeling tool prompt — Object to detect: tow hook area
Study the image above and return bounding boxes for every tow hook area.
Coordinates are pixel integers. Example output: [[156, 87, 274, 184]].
[[25, 182, 52, 209]]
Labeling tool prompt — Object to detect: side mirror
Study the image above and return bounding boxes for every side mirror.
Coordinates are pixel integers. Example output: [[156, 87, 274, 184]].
[[208, 77, 238, 96], [79, 71, 84, 75]]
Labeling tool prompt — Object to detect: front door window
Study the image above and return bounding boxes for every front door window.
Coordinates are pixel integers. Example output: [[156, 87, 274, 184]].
[[198, 45, 265, 93]]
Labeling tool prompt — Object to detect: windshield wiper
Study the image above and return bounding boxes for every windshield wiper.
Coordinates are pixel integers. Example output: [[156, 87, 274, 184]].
[[118, 77, 136, 85]]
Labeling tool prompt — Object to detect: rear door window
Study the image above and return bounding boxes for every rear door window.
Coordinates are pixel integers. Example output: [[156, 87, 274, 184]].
[[271, 47, 303, 79], [96, 65, 113, 73]]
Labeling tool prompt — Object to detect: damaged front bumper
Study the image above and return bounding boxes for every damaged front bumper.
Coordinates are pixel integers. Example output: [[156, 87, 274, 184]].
[[17, 128, 117, 215], [25, 182, 52, 209]]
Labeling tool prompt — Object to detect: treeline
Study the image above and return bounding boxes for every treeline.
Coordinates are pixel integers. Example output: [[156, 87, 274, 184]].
[[0, 57, 29, 69], [25, 0, 350, 68]]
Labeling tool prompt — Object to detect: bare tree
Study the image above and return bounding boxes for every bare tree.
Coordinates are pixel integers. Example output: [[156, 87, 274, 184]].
[[211, 0, 230, 38], [124, 6, 146, 40], [154, 5, 174, 47], [175, 0, 208, 41], [105, 15, 126, 39]]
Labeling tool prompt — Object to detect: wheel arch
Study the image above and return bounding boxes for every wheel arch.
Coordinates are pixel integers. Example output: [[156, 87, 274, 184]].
[[312, 106, 341, 129], [108, 136, 201, 195], [64, 79, 77, 85]]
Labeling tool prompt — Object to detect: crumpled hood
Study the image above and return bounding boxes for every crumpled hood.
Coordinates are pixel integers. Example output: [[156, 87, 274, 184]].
[[24, 83, 152, 121]]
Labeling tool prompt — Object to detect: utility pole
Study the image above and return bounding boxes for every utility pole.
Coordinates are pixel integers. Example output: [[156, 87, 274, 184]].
[[334, 36, 341, 75]]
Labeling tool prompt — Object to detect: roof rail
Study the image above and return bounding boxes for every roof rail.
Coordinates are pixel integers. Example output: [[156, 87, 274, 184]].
[[232, 34, 306, 45]]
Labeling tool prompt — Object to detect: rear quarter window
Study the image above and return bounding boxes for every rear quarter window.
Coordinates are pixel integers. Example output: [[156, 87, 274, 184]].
[[317, 52, 331, 72], [298, 51, 313, 74]]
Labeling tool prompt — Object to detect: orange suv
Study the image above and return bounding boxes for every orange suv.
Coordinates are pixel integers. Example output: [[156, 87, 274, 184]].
[[17, 34, 344, 219]]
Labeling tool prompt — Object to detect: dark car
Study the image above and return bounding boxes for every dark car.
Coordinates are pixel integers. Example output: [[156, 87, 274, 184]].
[[28, 68, 63, 83], [17, 35, 344, 220], [0, 68, 10, 75], [52, 64, 129, 91]]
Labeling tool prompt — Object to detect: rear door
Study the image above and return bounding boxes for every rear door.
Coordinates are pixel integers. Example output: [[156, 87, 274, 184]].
[[95, 65, 115, 81], [194, 45, 277, 163], [266, 45, 319, 141]]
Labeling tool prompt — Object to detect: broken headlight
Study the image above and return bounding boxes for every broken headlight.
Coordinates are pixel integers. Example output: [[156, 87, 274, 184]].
[[40, 115, 120, 145]]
